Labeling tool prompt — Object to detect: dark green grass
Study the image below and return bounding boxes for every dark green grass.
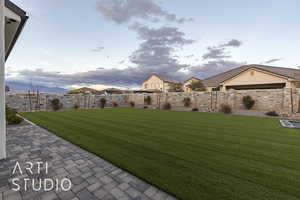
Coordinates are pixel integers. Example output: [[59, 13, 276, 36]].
[[21, 108, 300, 200]]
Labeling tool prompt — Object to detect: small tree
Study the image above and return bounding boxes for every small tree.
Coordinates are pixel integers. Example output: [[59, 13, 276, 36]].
[[162, 102, 171, 110], [74, 103, 79, 109], [144, 96, 152, 105], [188, 80, 206, 91], [242, 96, 255, 110], [100, 98, 106, 108], [183, 97, 191, 107], [130, 101, 135, 107], [168, 83, 184, 92], [220, 104, 232, 114], [50, 98, 62, 111], [112, 101, 118, 107]]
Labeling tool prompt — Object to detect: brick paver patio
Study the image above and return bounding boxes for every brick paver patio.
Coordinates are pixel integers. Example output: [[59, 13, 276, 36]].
[[0, 121, 177, 200]]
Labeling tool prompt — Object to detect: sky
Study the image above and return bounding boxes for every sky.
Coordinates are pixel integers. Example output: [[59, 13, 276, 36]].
[[5, 0, 300, 90]]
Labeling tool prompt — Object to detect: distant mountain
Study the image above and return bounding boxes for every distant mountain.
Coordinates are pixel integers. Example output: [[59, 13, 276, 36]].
[[6, 81, 67, 93], [68, 87, 103, 95]]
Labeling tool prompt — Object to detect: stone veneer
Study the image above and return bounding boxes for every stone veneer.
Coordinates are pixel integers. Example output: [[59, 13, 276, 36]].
[[6, 88, 300, 114]]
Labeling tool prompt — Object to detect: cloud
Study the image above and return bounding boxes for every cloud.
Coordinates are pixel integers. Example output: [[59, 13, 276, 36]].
[[92, 46, 105, 52], [202, 39, 242, 60], [220, 39, 242, 47], [97, 0, 192, 24], [265, 58, 282, 64], [189, 60, 245, 79], [202, 47, 230, 60]]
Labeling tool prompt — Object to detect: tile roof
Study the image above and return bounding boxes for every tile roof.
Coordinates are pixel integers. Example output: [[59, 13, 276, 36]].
[[202, 64, 300, 86]]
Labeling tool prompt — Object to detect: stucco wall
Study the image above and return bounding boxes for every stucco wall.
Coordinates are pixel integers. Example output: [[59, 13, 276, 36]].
[[221, 68, 291, 91], [142, 75, 164, 91], [6, 88, 300, 114]]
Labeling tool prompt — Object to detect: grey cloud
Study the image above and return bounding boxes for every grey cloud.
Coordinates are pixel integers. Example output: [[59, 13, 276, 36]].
[[202, 46, 230, 60], [128, 23, 194, 79], [202, 39, 242, 60], [220, 39, 242, 47], [265, 58, 282, 64], [97, 0, 192, 24], [189, 60, 246, 79], [92, 46, 105, 52], [11, 59, 245, 89]]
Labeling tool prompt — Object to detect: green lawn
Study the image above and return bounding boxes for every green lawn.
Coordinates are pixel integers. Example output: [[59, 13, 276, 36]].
[[21, 108, 300, 200]]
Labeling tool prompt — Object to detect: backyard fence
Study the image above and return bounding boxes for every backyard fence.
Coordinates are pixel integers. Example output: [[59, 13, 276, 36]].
[[6, 88, 300, 114]]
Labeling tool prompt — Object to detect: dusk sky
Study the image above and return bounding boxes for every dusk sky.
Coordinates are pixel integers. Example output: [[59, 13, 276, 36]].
[[6, 0, 300, 90]]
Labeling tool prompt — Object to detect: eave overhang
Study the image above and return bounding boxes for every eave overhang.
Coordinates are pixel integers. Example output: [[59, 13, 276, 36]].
[[4, 0, 28, 60]]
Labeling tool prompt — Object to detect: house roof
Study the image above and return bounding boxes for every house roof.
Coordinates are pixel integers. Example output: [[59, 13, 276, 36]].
[[184, 77, 201, 83], [5, 0, 29, 60], [202, 64, 300, 86], [143, 74, 181, 84]]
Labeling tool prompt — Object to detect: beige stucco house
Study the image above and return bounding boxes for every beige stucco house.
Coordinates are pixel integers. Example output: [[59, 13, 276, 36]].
[[142, 65, 300, 93], [183, 77, 202, 92], [203, 65, 300, 92], [142, 74, 181, 92]]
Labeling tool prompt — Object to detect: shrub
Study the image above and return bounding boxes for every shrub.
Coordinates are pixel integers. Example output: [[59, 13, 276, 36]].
[[162, 102, 171, 110], [266, 111, 279, 117], [112, 101, 118, 107], [7, 115, 23, 125], [144, 96, 152, 105], [100, 98, 106, 108], [143, 106, 148, 109], [183, 97, 191, 107], [220, 104, 232, 114], [6, 105, 23, 125], [130, 101, 135, 107], [74, 103, 79, 109], [242, 95, 255, 110], [192, 108, 199, 112], [50, 98, 62, 111]]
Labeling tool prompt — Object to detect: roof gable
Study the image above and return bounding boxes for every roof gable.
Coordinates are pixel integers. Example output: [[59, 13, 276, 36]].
[[184, 77, 201, 83], [143, 74, 181, 84], [202, 64, 300, 86]]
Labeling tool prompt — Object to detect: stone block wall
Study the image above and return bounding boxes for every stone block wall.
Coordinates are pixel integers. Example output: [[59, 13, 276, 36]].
[[6, 88, 300, 114]]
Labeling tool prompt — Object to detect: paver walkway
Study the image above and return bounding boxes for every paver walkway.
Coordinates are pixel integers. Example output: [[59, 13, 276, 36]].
[[0, 122, 177, 200]]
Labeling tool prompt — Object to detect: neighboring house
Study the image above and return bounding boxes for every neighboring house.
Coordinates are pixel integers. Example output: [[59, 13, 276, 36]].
[[183, 77, 202, 92], [203, 64, 300, 92], [142, 74, 181, 92], [1, 0, 28, 160]]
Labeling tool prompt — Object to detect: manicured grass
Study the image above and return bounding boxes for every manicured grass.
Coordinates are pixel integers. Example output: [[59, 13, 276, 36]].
[[21, 108, 300, 200]]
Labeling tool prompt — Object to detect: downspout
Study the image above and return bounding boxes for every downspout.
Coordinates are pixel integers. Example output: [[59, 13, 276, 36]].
[[0, 0, 6, 159], [291, 88, 294, 113]]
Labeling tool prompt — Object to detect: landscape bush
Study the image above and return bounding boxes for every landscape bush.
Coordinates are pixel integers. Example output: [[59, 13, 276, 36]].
[[183, 97, 191, 107], [144, 96, 152, 105], [6, 105, 23, 125], [242, 95, 255, 110], [192, 108, 199, 112], [130, 101, 135, 107], [162, 102, 172, 110], [112, 101, 118, 107], [143, 106, 148, 109], [50, 98, 62, 111], [220, 104, 232, 114], [74, 103, 79, 109], [265, 111, 279, 117], [100, 98, 106, 108]]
